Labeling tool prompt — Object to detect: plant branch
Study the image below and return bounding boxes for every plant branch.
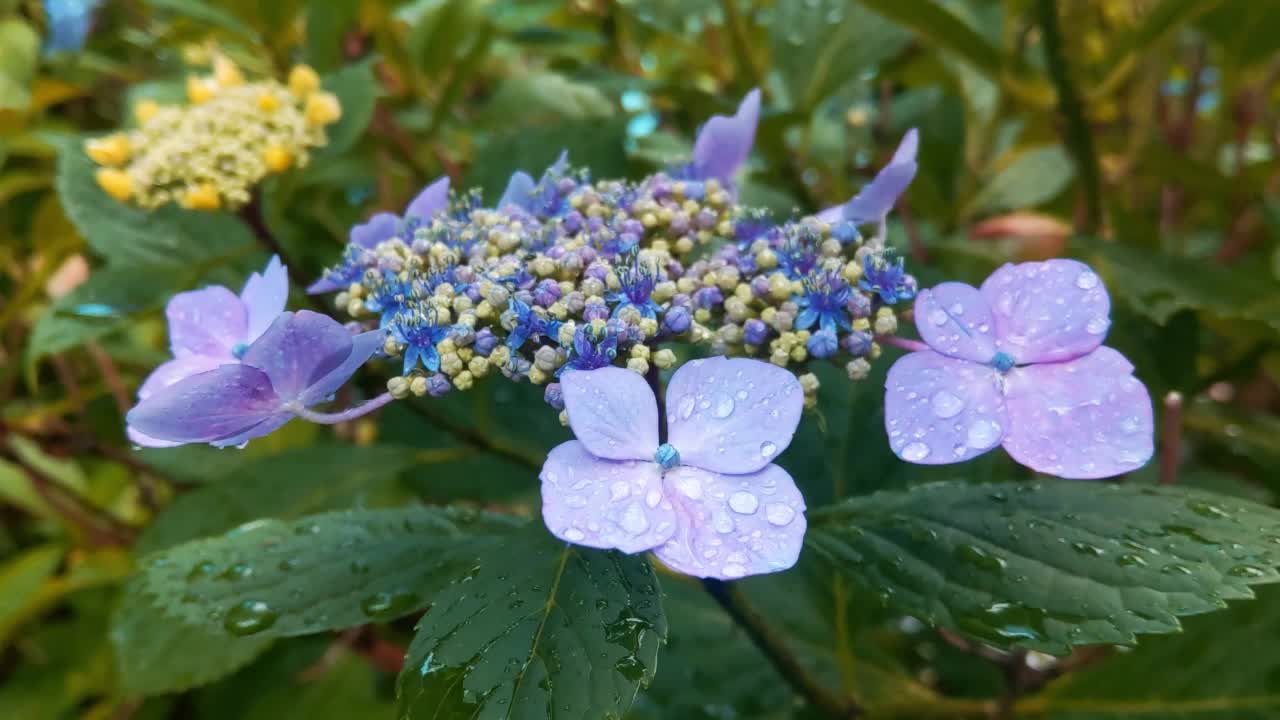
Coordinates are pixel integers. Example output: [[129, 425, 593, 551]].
[[289, 391, 396, 424], [1036, 0, 1103, 235], [702, 579, 861, 718]]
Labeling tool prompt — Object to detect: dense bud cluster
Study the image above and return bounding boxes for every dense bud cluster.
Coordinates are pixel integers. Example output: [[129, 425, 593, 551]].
[[86, 58, 340, 210], [315, 153, 916, 411]]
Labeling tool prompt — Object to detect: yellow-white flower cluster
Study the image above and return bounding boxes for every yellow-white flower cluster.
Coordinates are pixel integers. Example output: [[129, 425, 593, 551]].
[[87, 59, 341, 211]]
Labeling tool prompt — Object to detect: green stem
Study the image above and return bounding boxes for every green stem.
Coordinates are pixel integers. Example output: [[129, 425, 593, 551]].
[[1036, 0, 1103, 235]]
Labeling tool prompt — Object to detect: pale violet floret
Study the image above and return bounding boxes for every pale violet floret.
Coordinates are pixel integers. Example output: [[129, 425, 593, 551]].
[[540, 357, 807, 580], [884, 259, 1154, 479]]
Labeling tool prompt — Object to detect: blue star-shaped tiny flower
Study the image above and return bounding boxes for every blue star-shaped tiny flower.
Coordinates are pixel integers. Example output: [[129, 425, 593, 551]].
[[559, 324, 618, 374], [607, 256, 662, 320], [390, 308, 456, 373], [858, 254, 916, 305], [795, 270, 853, 334], [507, 297, 562, 350]]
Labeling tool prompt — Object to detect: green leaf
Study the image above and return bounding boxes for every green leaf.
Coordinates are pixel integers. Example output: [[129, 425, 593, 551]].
[[316, 58, 379, 159], [1038, 584, 1280, 717], [0, 545, 65, 649], [136, 445, 422, 553], [305, 0, 360, 70], [136, 507, 519, 638], [769, 0, 910, 112], [145, 0, 258, 37], [112, 577, 272, 695], [466, 118, 630, 202], [967, 145, 1075, 215], [397, 525, 666, 719], [807, 481, 1280, 655], [853, 0, 1004, 76], [1084, 240, 1280, 331], [0, 19, 39, 110], [483, 72, 616, 124], [54, 139, 259, 267]]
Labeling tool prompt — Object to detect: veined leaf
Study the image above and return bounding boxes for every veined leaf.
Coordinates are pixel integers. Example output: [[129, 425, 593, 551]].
[[854, 0, 1004, 76], [134, 507, 519, 638], [807, 481, 1280, 655], [397, 524, 666, 719], [967, 145, 1075, 216], [315, 57, 379, 159]]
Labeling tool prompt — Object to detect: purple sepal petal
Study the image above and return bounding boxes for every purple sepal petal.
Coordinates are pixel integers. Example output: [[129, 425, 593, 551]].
[[136, 355, 227, 401], [914, 282, 997, 363], [652, 463, 806, 579], [166, 286, 246, 359], [665, 356, 803, 475], [241, 311, 352, 402], [884, 350, 1009, 465], [306, 275, 345, 295], [404, 176, 450, 221], [540, 440, 677, 554], [349, 212, 398, 249], [1002, 346, 1153, 479], [298, 329, 384, 406], [239, 255, 289, 344], [816, 128, 918, 224], [125, 365, 283, 444], [209, 413, 294, 449], [498, 171, 536, 211], [691, 89, 761, 186], [980, 259, 1111, 364], [561, 366, 659, 461]]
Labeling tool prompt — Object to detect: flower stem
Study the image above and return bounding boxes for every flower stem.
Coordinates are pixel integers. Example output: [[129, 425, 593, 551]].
[[876, 335, 929, 353], [702, 579, 860, 718], [289, 392, 395, 424]]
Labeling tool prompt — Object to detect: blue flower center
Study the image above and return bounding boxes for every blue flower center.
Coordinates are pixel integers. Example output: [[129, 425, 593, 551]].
[[990, 351, 1015, 372], [654, 443, 680, 470], [231, 342, 249, 359]]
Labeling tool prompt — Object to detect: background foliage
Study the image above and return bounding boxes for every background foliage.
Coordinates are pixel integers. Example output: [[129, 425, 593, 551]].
[[2, 0, 1279, 718]]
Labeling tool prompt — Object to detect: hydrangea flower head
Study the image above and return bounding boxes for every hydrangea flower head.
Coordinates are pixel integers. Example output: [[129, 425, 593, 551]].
[[128, 256, 287, 447], [885, 259, 1154, 479], [126, 311, 382, 448], [541, 357, 807, 580]]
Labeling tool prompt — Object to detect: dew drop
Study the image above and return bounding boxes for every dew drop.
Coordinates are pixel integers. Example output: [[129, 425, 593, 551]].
[[645, 489, 662, 507], [720, 563, 747, 578], [966, 419, 1002, 449], [712, 393, 735, 419], [223, 600, 278, 636], [620, 503, 649, 534], [564, 527, 586, 542], [1075, 271, 1099, 289], [728, 491, 759, 515], [902, 442, 930, 461], [928, 309, 948, 326], [765, 503, 795, 526], [610, 481, 630, 501], [1085, 317, 1108, 335], [759, 441, 777, 458], [930, 391, 964, 419], [677, 394, 696, 419]]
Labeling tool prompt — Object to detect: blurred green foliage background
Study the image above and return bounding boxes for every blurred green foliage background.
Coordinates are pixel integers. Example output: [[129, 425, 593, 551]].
[[1, 0, 1278, 717]]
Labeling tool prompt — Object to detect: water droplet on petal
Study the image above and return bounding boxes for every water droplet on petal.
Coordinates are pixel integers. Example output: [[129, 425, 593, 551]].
[[645, 489, 662, 507], [902, 442, 930, 461], [930, 391, 964, 419], [677, 394, 696, 419], [1086, 317, 1108, 334], [765, 504, 795, 526], [929, 309, 948, 326], [759, 441, 777, 458], [966, 420, 1001, 449], [610, 481, 630, 501], [721, 563, 747, 578], [728, 491, 759, 514], [564, 527, 586, 542], [1075, 271, 1099, 290], [620, 503, 649, 534], [712, 393, 735, 419]]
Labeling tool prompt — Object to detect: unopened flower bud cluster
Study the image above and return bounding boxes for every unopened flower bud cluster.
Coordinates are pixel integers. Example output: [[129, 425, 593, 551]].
[[87, 58, 340, 211]]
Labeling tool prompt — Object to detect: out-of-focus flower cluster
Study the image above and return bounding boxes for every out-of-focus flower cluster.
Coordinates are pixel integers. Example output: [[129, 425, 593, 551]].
[[87, 58, 341, 210], [311, 92, 918, 414]]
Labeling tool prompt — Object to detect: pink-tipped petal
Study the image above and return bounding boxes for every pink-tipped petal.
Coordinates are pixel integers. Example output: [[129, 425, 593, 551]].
[[914, 282, 998, 363], [239, 256, 289, 344], [652, 463, 806, 579], [125, 365, 284, 444], [561, 366, 659, 461], [665, 357, 803, 476], [1002, 346, 1154, 479], [349, 212, 398, 249], [166, 286, 246, 359], [540, 441, 677, 554], [692, 89, 761, 185], [404, 176, 450, 221], [979, 259, 1111, 364], [240, 311, 352, 402], [885, 351, 1009, 465]]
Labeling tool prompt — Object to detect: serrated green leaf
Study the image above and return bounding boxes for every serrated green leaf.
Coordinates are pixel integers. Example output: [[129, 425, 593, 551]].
[[1036, 584, 1280, 718], [137, 507, 519, 638], [967, 145, 1075, 215], [54, 139, 259, 267], [315, 58, 379, 159], [770, 0, 910, 112], [136, 444, 419, 553], [397, 525, 666, 719], [807, 481, 1280, 655], [112, 577, 272, 695], [1084, 240, 1280, 331]]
